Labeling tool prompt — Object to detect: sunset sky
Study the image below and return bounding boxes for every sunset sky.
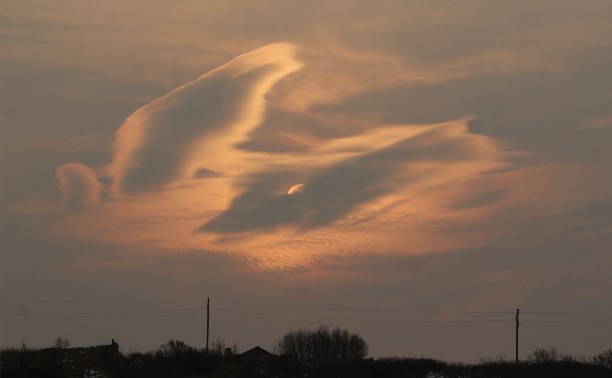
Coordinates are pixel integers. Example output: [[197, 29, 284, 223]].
[[1, 0, 611, 361]]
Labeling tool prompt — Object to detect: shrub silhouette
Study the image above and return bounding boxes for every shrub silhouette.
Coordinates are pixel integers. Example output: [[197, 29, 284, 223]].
[[593, 349, 612, 369], [155, 339, 196, 361], [528, 346, 560, 364], [274, 325, 368, 361], [54, 336, 71, 349]]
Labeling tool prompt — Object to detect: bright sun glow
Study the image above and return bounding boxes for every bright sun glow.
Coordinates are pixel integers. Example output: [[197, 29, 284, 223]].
[[287, 184, 304, 195]]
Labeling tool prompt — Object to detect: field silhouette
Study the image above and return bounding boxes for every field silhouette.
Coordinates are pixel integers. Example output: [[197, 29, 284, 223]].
[[2, 326, 611, 377]]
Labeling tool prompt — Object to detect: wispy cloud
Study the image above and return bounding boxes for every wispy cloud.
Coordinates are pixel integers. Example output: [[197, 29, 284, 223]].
[[201, 120, 505, 233], [33, 43, 511, 268], [11, 41, 611, 272], [55, 163, 102, 211], [581, 115, 612, 130], [105, 42, 302, 195]]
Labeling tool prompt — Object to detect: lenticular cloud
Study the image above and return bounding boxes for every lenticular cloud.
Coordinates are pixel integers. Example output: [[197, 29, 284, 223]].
[[107, 42, 302, 195], [50, 43, 510, 266], [56, 42, 303, 206]]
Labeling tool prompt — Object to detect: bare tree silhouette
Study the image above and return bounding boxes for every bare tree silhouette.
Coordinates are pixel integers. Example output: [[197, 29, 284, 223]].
[[274, 325, 368, 361], [53, 337, 70, 349]]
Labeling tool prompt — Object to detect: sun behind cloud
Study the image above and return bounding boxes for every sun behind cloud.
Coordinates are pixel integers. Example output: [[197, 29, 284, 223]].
[[287, 184, 304, 195], [42, 43, 517, 269]]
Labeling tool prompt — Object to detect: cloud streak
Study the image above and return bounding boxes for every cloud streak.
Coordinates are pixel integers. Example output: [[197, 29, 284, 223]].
[[201, 121, 504, 233], [26, 42, 609, 272], [55, 163, 102, 211], [40, 44, 517, 269], [106, 42, 302, 195]]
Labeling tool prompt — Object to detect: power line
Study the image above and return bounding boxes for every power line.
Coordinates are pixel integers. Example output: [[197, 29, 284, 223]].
[[3, 310, 609, 328], [522, 310, 612, 314], [521, 323, 612, 327], [211, 308, 511, 323], [3, 298, 611, 315], [210, 312, 515, 329], [0, 298, 202, 304], [215, 300, 514, 314], [2, 304, 611, 331], [0, 307, 202, 313], [0, 312, 201, 319]]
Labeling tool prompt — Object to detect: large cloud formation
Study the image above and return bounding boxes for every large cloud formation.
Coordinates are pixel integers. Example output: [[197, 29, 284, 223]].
[[201, 121, 503, 233], [106, 42, 302, 195], [49, 43, 512, 267], [55, 43, 302, 209]]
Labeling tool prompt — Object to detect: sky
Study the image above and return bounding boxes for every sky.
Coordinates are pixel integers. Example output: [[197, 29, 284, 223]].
[[1, 0, 611, 362]]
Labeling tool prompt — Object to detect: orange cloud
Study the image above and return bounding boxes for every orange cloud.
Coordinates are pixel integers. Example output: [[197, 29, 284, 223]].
[[40, 43, 610, 271], [200, 120, 506, 234], [55, 163, 102, 211], [106, 42, 302, 195], [36, 44, 521, 270]]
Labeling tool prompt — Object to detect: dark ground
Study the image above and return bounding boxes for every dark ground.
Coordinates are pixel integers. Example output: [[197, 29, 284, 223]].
[[2, 345, 611, 378]]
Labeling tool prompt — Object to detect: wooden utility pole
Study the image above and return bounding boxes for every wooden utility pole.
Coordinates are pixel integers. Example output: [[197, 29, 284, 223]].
[[515, 308, 520, 364], [206, 298, 210, 354]]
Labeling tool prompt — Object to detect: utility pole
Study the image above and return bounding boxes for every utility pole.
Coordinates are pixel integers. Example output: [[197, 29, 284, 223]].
[[206, 297, 210, 354], [515, 308, 519, 365]]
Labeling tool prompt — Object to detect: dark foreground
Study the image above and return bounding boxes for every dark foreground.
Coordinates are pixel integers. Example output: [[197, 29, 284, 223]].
[[2, 345, 611, 378]]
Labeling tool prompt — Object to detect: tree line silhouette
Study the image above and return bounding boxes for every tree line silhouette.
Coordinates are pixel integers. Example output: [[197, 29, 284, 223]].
[[273, 325, 367, 361], [1, 325, 611, 377]]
